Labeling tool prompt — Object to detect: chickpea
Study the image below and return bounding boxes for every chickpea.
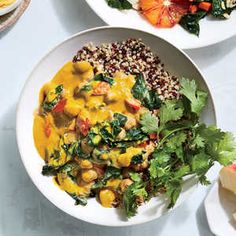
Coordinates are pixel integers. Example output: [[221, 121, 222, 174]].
[[120, 179, 133, 192], [81, 169, 98, 183], [79, 159, 93, 169], [124, 116, 137, 130], [81, 69, 94, 81], [64, 101, 81, 117], [105, 92, 117, 103], [117, 154, 131, 167], [73, 61, 92, 73], [63, 131, 77, 144], [99, 189, 116, 208]]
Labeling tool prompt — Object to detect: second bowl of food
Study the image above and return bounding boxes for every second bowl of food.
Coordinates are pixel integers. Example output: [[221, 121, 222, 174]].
[[17, 26, 235, 227]]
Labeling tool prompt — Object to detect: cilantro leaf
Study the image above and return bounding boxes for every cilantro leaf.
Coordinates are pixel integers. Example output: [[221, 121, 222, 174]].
[[192, 134, 205, 148], [166, 132, 187, 150], [212, 132, 236, 166], [194, 124, 236, 165], [159, 100, 184, 129], [174, 165, 191, 178], [149, 150, 170, 179], [191, 152, 212, 175], [130, 172, 142, 182], [140, 112, 159, 134], [123, 182, 147, 218], [180, 78, 207, 116], [166, 179, 182, 208]]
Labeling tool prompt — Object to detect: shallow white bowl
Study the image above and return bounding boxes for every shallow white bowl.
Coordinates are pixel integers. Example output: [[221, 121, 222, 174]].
[[0, 0, 22, 16], [16, 26, 216, 227]]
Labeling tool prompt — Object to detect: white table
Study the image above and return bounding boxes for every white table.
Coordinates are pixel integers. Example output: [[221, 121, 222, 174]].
[[1, 0, 236, 235]]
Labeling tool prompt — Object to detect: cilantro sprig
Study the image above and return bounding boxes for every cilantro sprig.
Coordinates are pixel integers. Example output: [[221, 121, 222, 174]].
[[139, 77, 236, 209]]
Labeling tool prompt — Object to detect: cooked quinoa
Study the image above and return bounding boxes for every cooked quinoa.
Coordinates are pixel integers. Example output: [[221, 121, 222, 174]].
[[73, 38, 179, 100]]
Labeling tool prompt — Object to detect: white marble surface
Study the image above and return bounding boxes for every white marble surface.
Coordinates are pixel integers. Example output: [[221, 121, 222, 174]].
[[0, 0, 236, 235]]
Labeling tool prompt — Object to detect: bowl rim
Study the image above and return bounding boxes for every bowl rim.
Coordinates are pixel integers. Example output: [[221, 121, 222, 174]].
[[16, 26, 217, 227], [0, 0, 22, 16]]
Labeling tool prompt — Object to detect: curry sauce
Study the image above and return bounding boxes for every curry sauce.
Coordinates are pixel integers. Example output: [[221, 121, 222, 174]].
[[33, 61, 154, 207]]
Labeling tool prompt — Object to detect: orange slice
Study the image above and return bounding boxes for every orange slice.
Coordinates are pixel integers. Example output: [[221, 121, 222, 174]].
[[140, 0, 190, 28]]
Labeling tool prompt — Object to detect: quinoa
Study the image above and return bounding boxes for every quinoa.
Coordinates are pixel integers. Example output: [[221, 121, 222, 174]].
[[73, 38, 179, 100]]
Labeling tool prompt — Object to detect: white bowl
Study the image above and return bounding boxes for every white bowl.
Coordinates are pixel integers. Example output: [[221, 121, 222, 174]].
[[16, 26, 216, 227], [0, 0, 22, 16]]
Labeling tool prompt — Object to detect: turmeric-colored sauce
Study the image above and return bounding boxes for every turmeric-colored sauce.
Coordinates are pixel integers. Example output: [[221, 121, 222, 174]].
[[33, 61, 150, 206]]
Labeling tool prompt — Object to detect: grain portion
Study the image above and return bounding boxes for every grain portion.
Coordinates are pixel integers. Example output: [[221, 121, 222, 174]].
[[73, 39, 179, 100]]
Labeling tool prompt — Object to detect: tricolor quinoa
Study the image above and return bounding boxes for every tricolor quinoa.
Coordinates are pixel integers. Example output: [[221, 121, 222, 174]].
[[73, 39, 179, 100]]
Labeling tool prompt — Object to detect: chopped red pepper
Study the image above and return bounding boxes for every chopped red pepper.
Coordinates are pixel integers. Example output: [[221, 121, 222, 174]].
[[77, 117, 90, 136], [149, 133, 158, 140], [198, 2, 212, 11], [125, 98, 141, 112], [45, 119, 51, 137], [138, 141, 149, 148], [189, 5, 198, 13], [52, 98, 67, 113]]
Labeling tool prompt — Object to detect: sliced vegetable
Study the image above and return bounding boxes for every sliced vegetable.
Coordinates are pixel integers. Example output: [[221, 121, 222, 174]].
[[125, 98, 141, 112], [45, 118, 52, 137], [189, 5, 198, 13], [140, 0, 190, 28], [77, 117, 90, 136], [52, 98, 67, 113], [198, 2, 212, 11]]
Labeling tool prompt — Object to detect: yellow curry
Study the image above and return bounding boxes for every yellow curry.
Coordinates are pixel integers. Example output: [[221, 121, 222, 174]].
[[34, 61, 155, 209]]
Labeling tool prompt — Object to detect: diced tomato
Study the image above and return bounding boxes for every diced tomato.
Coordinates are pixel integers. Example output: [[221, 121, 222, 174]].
[[77, 117, 90, 136], [45, 119, 51, 137], [149, 133, 158, 140], [92, 82, 110, 95], [125, 98, 141, 112], [198, 2, 211, 11], [189, 4, 198, 13], [52, 98, 67, 113], [138, 141, 149, 148]]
